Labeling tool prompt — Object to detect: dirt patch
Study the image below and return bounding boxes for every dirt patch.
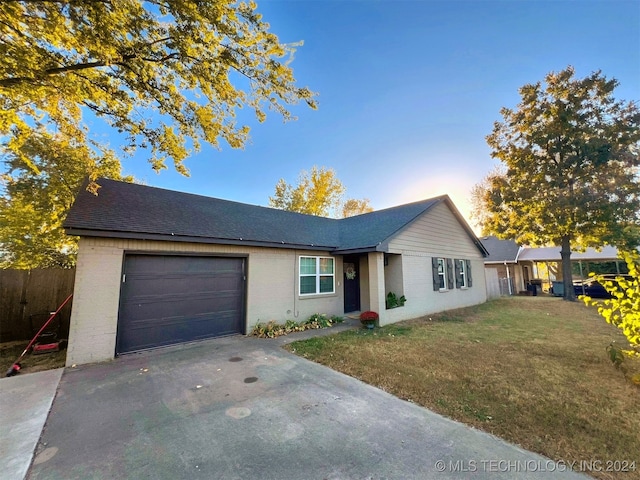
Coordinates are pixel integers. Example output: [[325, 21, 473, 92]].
[[1, 340, 66, 376]]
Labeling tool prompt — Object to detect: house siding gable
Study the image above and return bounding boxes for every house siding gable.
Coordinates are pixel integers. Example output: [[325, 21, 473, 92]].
[[387, 202, 482, 258], [377, 202, 486, 327]]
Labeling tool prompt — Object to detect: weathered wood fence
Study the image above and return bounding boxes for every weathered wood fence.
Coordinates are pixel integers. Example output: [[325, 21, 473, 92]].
[[0, 269, 75, 342]]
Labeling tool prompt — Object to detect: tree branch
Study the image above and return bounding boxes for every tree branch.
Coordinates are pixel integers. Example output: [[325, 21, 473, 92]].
[[0, 44, 178, 88]]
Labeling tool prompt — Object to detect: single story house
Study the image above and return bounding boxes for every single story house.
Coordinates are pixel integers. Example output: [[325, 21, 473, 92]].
[[481, 236, 626, 296], [480, 236, 526, 297], [64, 179, 488, 366]]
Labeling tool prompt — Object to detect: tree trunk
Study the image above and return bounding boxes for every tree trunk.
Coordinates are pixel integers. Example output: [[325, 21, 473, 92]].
[[560, 235, 575, 301]]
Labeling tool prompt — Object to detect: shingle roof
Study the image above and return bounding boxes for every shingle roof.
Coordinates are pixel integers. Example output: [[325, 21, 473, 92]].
[[64, 178, 486, 255], [480, 235, 521, 263]]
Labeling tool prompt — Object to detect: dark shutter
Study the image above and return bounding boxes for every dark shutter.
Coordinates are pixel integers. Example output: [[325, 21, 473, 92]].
[[432, 257, 440, 291], [466, 259, 473, 287], [455, 259, 463, 288], [446, 258, 454, 290]]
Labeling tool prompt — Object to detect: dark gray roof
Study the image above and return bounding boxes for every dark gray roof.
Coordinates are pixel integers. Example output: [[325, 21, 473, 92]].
[[480, 235, 520, 263], [64, 178, 487, 255]]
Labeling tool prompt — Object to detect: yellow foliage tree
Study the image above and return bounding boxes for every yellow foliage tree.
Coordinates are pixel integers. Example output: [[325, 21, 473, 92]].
[[341, 198, 374, 218], [269, 166, 372, 218], [1, 1, 316, 178], [0, 1, 316, 267], [581, 251, 640, 359], [269, 166, 346, 217]]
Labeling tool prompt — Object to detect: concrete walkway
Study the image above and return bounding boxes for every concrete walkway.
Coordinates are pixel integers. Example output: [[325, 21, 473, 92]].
[[0, 368, 63, 480], [23, 327, 586, 479]]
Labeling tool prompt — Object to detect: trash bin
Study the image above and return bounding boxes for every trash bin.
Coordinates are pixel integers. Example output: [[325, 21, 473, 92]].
[[551, 281, 564, 297], [526, 283, 538, 296]]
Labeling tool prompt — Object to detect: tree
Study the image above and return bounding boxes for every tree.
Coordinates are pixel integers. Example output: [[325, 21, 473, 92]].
[[1, 1, 316, 268], [0, 0, 317, 181], [269, 166, 346, 217], [478, 66, 640, 300], [269, 166, 372, 218], [470, 165, 505, 234], [0, 132, 132, 268], [341, 198, 373, 218]]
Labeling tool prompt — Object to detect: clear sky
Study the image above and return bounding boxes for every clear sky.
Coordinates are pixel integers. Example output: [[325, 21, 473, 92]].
[[120, 0, 640, 227]]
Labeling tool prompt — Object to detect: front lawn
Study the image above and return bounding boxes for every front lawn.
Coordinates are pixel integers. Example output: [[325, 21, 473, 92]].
[[286, 297, 640, 480]]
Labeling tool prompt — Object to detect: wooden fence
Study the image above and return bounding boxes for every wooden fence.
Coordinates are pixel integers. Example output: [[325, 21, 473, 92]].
[[0, 269, 75, 342]]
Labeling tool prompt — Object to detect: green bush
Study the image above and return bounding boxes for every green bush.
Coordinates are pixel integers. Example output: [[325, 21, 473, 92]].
[[386, 292, 407, 309]]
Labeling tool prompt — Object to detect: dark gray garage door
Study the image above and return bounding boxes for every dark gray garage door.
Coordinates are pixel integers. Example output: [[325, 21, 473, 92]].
[[116, 255, 245, 354]]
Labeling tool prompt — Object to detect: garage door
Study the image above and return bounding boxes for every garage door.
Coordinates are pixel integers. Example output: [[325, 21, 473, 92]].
[[116, 255, 245, 354]]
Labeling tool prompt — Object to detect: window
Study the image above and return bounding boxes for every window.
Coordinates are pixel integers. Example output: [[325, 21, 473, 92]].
[[300, 256, 335, 295], [432, 257, 464, 291], [457, 259, 467, 288], [437, 258, 447, 290], [453, 259, 473, 289]]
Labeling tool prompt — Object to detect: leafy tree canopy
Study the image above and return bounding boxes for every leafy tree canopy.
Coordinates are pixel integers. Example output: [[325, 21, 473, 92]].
[[341, 197, 374, 218], [1, 0, 316, 178], [0, 0, 316, 268], [476, 66, 640, 299], [0, 133, 132, 268], [269, 166, 372, 218]]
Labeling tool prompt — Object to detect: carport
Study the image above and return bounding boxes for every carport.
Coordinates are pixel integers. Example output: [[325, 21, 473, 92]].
[[516, 245, 624, 295]]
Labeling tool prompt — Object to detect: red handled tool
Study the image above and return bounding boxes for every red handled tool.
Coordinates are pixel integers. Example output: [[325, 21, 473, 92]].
[[5, 294, 73, 377]]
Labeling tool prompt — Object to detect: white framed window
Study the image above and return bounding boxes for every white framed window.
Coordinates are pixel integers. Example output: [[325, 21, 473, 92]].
[[458, 259, 468, 288], [299, 256, 335, 295], [437, 258, 447, 290]]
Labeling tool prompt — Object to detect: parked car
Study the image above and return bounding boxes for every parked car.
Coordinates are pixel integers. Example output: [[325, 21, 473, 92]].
[[573, 274, 631, 299]]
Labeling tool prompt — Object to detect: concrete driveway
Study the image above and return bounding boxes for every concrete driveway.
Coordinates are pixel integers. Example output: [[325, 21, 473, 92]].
[[25, 332, 587, 480]]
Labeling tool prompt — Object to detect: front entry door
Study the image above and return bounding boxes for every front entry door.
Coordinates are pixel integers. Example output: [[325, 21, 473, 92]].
[[343, 256, 360, 313]]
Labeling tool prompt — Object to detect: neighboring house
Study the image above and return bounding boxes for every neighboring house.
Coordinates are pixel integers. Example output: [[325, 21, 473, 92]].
[[63, 179, 488, 366], [481, 236, 625, 297], [480, 236, 525, 297]]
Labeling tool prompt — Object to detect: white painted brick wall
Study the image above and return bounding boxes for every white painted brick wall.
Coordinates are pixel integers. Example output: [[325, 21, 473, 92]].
[[67, 237, 346, 365], [66, 239, 123, 366]]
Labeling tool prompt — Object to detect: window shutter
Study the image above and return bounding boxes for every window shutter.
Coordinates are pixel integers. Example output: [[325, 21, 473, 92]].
[[431, 257, 439, 291], [446, 258, 454, 290], [466, 259, 473, 287], [455, 259, 462, 288]]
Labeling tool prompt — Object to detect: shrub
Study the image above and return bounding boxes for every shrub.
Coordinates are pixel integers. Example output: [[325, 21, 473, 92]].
[[251, 313, 343, 338], [386, 292, 407, 309], [581, 250, 640, 361]]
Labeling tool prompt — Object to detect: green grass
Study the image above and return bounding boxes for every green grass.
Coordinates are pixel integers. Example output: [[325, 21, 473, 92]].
[[286, 297, 640, 480]]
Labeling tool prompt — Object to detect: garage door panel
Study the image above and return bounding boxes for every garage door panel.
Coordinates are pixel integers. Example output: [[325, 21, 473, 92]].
[[117, 255, 245, 354], [122, 293, 243, 320], [120, 313, 240, 351]]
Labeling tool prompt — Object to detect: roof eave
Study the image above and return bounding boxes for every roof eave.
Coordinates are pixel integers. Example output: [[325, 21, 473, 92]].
[[65, 228, 338, 251], [331, 245, 383, 255]]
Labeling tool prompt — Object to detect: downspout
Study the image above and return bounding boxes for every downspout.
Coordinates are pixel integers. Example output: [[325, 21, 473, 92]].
[[514, 246, 524, 293], [505, 261, 512, 295], [292, 250, 299, 318]]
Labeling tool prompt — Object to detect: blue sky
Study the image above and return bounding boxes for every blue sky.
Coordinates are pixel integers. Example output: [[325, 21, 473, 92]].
[[122, 0, 640, 227]]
